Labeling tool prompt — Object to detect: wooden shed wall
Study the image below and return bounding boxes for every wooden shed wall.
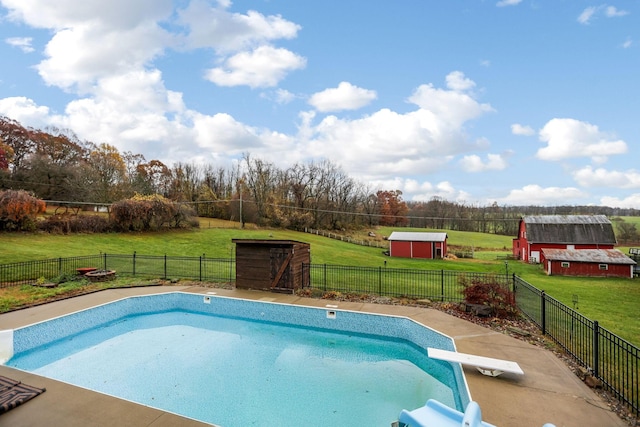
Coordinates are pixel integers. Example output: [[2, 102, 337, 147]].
[[234, 240, 310, 291]]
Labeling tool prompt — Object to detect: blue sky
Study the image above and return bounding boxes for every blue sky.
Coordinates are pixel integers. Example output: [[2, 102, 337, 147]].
[[0, 0, 638, 207]]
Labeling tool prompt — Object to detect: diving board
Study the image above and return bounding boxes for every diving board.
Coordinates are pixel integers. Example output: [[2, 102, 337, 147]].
[[428, 348, 524, 377]]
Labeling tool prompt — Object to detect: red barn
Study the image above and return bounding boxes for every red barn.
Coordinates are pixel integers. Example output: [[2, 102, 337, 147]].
[[542, 248, 636, 278], [512, 215, 616, 263], [388, 232, 447, 259]]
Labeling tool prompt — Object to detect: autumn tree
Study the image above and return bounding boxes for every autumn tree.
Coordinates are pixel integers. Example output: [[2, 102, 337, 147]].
[[86, 143, 127, 203], [0, 138, 14, 171], [243, 154, 278, 225], [135, 159, 171, 196], [33, 127, 86, 165], [377, 190, 408, 226], [0, 116, 36, 172], [0, 189, 46, 230]]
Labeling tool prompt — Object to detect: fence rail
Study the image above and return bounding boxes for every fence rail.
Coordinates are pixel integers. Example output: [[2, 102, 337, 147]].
[[0, 253, 235, 287], [0, 255, 637, 415], [514, 276, 639, 415], [302, 264, 508, 302], [303, 227, 389, 249]]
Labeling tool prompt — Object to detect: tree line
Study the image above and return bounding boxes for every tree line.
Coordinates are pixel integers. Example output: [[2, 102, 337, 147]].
[[2, 116, 639, 238]]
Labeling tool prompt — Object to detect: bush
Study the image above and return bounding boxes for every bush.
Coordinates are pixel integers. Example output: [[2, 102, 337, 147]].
[[39, 214, 110, 234], [0, 189, 46, 231], [459, 275, 518, 318], [110, 194, 198, 232]]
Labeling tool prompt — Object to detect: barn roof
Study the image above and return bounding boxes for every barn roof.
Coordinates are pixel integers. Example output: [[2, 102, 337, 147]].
[[542, 248, 636, 265], [522, 215, 617, 245], [388, 231, 448, 242]]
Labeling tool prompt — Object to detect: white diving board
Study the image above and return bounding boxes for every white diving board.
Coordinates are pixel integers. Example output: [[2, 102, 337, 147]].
[[428, 347, 524, 377]]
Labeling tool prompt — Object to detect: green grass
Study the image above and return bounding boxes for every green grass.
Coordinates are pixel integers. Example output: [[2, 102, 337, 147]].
[[1, 224, 639, 344]]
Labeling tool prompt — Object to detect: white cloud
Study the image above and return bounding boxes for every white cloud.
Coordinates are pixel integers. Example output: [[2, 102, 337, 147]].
[[308, 82, 377, 112], [622, 38, 633, 48], [37, 24, 171, 92], [499, 185, 588, 205], [177, 0, 301, 53], [511, 123, 535, 136], [536, 118, 627, 163], [445, 71, 476, 92], [408, 72, 493, 127], [604, 6, 629, 18], [205, 45, 306, 88], [578, 5, 629, 24], [1, 0, 172, 30], [600, 194, 640, 209], [375, 178, 471, 203], [578, 6, 598, 24], [274, 89, 296, 104], [572, 166, 640, 189], [496, 0, 522, 7], [298, 75, 492, 178], [459, 153, 509, 173], [5, 37, 34, 53], [0, 96, 51, 127]]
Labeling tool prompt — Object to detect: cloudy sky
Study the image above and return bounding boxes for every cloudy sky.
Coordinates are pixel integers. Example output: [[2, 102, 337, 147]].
[[0, 1, 638, 207]]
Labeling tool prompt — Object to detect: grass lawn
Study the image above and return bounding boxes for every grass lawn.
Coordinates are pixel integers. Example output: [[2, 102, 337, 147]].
[[1, 222, 638, 345]]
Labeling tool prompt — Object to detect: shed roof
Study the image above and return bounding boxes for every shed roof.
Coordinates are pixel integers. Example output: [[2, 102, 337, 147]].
[[542, 248, 636, 265], [388, 231, 448, 242], [232, 239, 309, 246], [522, 215, 616, 245]]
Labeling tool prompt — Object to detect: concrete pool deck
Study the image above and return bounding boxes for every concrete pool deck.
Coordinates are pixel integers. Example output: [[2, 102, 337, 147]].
[[0, 285, 627, 427]]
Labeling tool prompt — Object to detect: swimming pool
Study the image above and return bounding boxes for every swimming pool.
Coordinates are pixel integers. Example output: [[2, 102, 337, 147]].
[[1, 292, 470, 426]]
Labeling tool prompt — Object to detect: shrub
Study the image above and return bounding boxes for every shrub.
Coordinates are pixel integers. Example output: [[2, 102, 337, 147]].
[[0, 189, 46, 231], [110, 194, 197, 232], [39, 214, 110, 234], [459, 275, 518, 318]]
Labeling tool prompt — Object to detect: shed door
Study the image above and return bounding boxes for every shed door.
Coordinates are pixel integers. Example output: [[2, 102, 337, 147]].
[[270, 247, 292, 289]]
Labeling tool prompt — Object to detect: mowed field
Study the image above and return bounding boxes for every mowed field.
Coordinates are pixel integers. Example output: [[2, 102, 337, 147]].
[[1, 219, 639, 345]]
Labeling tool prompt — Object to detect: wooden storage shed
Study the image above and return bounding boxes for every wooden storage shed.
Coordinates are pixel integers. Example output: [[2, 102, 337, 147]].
[[388, 231, 447, 259], [232, 239, 311, 292], [542, 248, 636, 278]]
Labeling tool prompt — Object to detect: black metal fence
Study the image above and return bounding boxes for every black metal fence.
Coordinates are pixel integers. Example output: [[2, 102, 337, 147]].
[[302, 263, 509, 302], [0, 253, 235, 287], [514, 276, 639, 415], [0, 255, 637, 415]]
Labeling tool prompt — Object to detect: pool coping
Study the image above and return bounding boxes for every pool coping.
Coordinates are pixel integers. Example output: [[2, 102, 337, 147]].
[[0, 285, 628, 427]]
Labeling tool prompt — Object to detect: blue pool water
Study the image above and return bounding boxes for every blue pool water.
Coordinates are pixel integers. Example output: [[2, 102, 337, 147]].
[[3, 292, 469, 426]]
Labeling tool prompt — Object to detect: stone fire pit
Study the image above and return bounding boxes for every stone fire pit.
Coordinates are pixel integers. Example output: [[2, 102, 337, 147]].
[[84, 269, 116, 282], [76, 267, 98, 276]]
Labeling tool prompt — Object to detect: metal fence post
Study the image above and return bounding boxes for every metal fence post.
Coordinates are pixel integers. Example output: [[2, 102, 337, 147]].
[[541, 290, 546, 336], [378, 266, 382, 294], [323, 264, 327, 292], [103, 253, 107, 271], [133, 251, 136, 276], [199, 255, 203, 282], [164, 254, 167, 279], [441, 270, 445, 301], [593, 320, 600, 378]]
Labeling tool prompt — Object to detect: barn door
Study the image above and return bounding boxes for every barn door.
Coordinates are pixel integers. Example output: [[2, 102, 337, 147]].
[[270, 247, 293, 290]]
